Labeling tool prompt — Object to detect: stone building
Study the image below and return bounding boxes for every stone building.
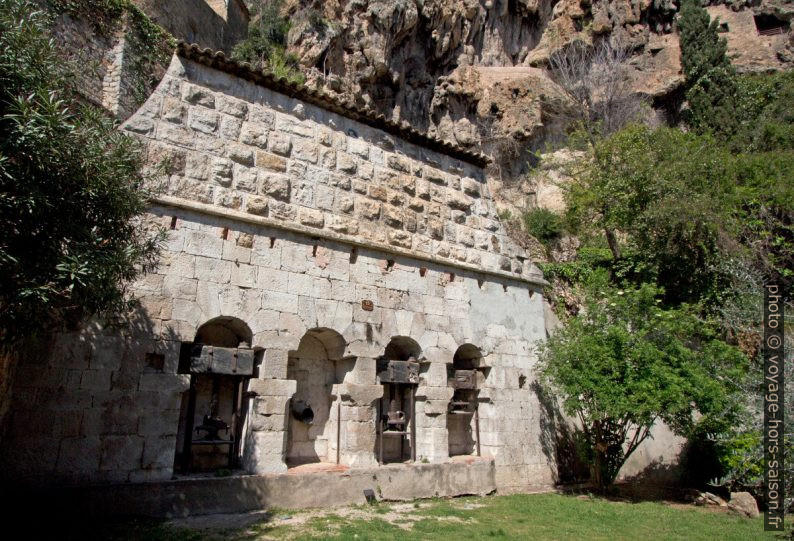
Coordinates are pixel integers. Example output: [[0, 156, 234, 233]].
[[0, 42, 558, 512]]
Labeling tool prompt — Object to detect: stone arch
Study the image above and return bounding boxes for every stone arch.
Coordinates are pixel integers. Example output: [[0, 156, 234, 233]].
[[286, 328, 351, 466], [175, 316, 256, 473], [195, 316, 253, 347], [383, 336, 422, 361], [448, 343, 483, 458], [453, 343, 482, 369], [376, 336, 423, 463]]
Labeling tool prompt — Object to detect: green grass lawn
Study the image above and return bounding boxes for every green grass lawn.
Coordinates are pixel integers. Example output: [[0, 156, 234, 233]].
[[66, 492, 782, 541]]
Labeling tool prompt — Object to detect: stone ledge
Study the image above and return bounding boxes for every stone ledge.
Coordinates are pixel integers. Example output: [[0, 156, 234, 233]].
[[43, 459, 499, 517], [151, 196, 548, 287]]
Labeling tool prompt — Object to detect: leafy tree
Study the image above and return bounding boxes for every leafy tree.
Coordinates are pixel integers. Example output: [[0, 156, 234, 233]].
[[0, 0, 161, 349], [537, 279, 747, 491], [231, 0, 304, 84], [730, 71, 794, 152], [554, 122, 792, 496], [678, 0, 738, 136], [565, 125, 794, 305]]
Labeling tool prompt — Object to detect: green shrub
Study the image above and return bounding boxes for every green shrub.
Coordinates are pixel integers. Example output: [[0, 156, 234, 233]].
[[231, 0, 304, 84], [0, 0, 162, 348], [537, 280, 748, 490], [523, 208, 564, 243]]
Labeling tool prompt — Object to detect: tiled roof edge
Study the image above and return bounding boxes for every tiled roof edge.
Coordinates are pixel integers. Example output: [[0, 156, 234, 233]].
[[176, 42, 491, 168]]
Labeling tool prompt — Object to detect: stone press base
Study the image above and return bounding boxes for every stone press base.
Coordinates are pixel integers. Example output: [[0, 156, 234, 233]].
[[49, 458, 497, 518]]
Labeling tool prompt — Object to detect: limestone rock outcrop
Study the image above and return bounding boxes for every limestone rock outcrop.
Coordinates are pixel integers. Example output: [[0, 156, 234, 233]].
[[248, 0, 794, 182]]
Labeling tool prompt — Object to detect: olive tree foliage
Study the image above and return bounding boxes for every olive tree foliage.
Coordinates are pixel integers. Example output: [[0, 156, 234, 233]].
[[547, 38, 648, 148], [537, 279, 747, 491], [0, 0, 162, 349]]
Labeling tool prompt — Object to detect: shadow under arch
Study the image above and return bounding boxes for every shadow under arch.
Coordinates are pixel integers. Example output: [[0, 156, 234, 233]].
[[194, 316, 253, 348], [175, 316, 256, 473], [286, 327, 352, 466], [383, 335, 422, 361]]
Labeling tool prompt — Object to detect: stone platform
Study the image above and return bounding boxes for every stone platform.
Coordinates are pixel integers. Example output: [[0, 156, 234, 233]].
[[49, 458, 496, 518]]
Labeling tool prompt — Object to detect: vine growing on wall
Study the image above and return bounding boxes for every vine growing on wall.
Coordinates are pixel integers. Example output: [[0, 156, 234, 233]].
[[46, 0, 176, 105]]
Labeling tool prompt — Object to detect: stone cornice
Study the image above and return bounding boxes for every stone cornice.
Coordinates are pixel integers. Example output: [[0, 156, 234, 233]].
[[151, 195, 547, 287]]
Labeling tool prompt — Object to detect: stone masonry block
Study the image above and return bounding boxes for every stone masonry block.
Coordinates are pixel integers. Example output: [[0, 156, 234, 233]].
[[246, 195, 268, 216], [256, 151, 287, 172], [181, 83, 215, 108], [269, 133, 292, 156], [188, 107, 218, 134], [142, 435, 177, 470], [252, 395, 291, 417], [56, 436, 101, 473], [243, 430, 287, 474], [100, 435, 144, 471], [260, 348, 288, 379], [332, 383, 383, 405], [227, 143, 255, 166], [261, 174, 291, 201], [416, 386, 454, 401], [250, 412, 287, 432], [336, 152, 357, 174], [138, 373, 190, 393], [211, 157, 233, 186], [217, 95, 248, 118], [348, 138, 369, 158], [240, 124, 268, 149], [292, 140, 319, 163], [299, 207, 325, 228], [249, 377, 297, 398]]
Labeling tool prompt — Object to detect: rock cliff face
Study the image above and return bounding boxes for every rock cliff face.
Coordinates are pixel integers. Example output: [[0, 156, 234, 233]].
[[264, 0, 793, 179]]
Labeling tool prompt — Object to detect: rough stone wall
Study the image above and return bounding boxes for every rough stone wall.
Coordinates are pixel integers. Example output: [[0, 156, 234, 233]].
[[126, 56, 543, 284], [0, 53, 555, 492], [286, 336, 340, 463], [48, 12, 127, 113], [43, 5, 172, 121]]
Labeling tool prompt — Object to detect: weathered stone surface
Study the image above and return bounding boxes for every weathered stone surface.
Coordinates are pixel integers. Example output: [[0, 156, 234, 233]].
[[257, 151, 287, 172], [261, 174, 291, 201], [332, 383, 383, 405], [246, 196, 268, 216], [728, 492, 760, 518], [249, 378, 297, 397]]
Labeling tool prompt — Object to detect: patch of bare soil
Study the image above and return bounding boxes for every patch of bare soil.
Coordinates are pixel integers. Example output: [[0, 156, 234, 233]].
[[167, 499, 481, 538], [168, 510, 271, 531]]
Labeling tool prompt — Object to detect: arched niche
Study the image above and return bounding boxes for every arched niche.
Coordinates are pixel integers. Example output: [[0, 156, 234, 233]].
[[377, 336, 422, 464], [286, 328, 350, 466], [448, 344, 483, 458], [194, 316, 253, 348], [383, 336, 422, 361], [175, 316, 256, 473], [453, 343, 481, 369]]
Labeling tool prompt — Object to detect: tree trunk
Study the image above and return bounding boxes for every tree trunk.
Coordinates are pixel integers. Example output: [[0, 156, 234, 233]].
[[605, 227, 621, 260], [592, 421, 608, 492]]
